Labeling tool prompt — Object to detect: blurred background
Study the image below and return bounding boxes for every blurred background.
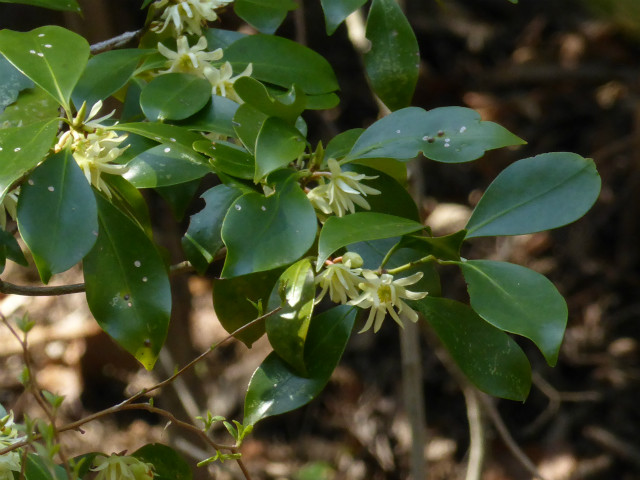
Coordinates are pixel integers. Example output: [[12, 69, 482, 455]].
[[1, 0, 640, 478]]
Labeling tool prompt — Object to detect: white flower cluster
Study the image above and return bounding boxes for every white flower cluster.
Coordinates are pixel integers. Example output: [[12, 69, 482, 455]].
[[0, 412, 23, 480], [315, 252, 427, 333], [307, 159, 381, 217], [91, 453, 155, 480], [151, 0, 232, 35], [157, 35, 252, 103]]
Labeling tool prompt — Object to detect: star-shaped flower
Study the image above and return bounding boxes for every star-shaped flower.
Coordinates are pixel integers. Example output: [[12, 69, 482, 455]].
[[151, 0, 232, 35], [157, 35, 223, 75], [315, 252, 364, 304], [91, 453, 155, 480], [203, 62, 252, 103]]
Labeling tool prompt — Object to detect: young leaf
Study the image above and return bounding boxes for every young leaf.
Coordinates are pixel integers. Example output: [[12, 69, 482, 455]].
[[72, 49, 152, 108], [458, 259, 568, 366], [465, 153, 601, 238], [221, 176, 317, 277], [411, 296, 531, 401], [345, 107, 525, 163], [17, 149, 98, 284], [0, 0, 81, 11], [244, 305, 356, 425], [212, 269, 283, 347], [182, 184, 243, 273], [140, 73, 212, 121], [320, 0, 367, 35], [234, 77, 306, 123], [254, 116, 306, 182], [234, 0, 298, 34], [0, 55, 33, 112], [223, 34, 339, 95], [266, 258, 315, 376], [0, 119, 58, 200], [133, 444, 192, 480], [0, 26, 89, 111], [364, 0, 419, 111], [83, 194, 171, 370], [317, 212, 424, 266], [175, 95, 239, 137], [123, 143, 213, 188]]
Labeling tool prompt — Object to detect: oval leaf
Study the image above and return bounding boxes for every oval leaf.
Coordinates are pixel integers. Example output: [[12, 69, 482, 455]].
[[345, 106, 525, 163], [411, 296, 531, 401], [244, 305, 356, 425], [320, 0, 367, 35], [465, 152, 601, 238], [254, 116, 306, 182], [83, 194, 171, 370], [458, 259, 567, 366], [17, 149, 98, 284], [0, 26, 89, 110], [234, 0, 298, 34], [364, 0, 419, 111], [140, 73, 212, 121], [133, 444, 192, 480], [221, 176, 317, 277], [317, 212, 424, 266], [175, 95, 239, 137], [266, 258, 315, 376], [234, 77, 306, 123]]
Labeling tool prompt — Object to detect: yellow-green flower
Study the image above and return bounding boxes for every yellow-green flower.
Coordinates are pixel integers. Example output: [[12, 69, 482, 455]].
[[0, 412, 22, 480], [157, 35, 223, 75], [91, 453, 155, 480], [203, 62, 252, 103], [315, 252, 364, 304], [151, 0, 232, 35], [349, 270, 427, 333], [307, 159, 380, 217]]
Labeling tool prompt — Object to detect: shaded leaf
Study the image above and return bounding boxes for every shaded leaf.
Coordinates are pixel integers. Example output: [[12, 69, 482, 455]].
[[0, 0, 80, 11], [233, 103, 268, 154], [140, 73, 211, 121], [175, 95, 238, 137], [24, 454, 66, 480], [234, 0, 298, 34], [235, 77, 306, 123], [133, 444, 192, 480], [110, 122, 203, 151], [204, 28, 246, 49], [0, 229, 28, 273], [254, 116, 306, 181], [320, 0, 367, 35], [394, 230, 467, 262], [193, 139, 255, 180], [155, 179, 200, 221]]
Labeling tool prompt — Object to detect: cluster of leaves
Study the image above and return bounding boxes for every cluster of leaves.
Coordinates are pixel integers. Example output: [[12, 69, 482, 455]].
[[0, 0, 599, 477]]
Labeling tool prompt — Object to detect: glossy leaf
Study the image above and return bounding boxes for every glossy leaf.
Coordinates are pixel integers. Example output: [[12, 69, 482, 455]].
[[123, 143, 212, 188], [320, 0, 367, 35], [364, 0, 419, 111], [306, 92, 339, 110], [465, 153, 601, 238], [155, 179, 200, 220], [0, 119, 58, 199], [17, 149, 98, 284], [234, 0, 298, 34], [204, 28, 246, 49], [234, 77, 306, 123], [84, 194, 171, 370], [233, 103, 268, 154], [411, 296, 531, 401], [140, 73, 212, 121], [221, 176, 317, 277], [182, 184, 243, 273], [0, 55, 33, 112], [0, 26, 89, 110], [193, 139, 255, 180], [458, 259, 567, 366], [254, 116, 306, 181], [0, 229, 28, 273], [110, 122, 203, 151], [24, 454, 66, 480], [212, 269, 282, 347], [317, 212, 424, 266], [176, 95, 238, 137], [107, 175, 154, 237], [266, 258, 315, 375], [0, 0, 80, 11], [244, 305, 356, 425], [394, 230, 466, 262], [0, 86, 59, 128], [133, 444, 192, 480], [224, 34, 339, 95], [325, 128, 363, 161], [345, 107, 525, 163], [72, 49, 152, 108]]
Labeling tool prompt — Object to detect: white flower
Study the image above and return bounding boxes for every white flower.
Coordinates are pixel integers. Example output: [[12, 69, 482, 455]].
[[152, 0, 233, 35], [203, 62, 252, 103], [307, 159, 380, 217], [157, 35, 223, 75], [91, 454, 155, 480], [0, 412, 23, 480], [315, 252, 363, 304], [348, 270, 427, 333]]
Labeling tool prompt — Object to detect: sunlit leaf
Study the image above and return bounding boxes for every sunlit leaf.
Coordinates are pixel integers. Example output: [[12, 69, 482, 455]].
[[0, 86, 59, 128], [140, 73, 212, 121], [254, 116, 306, 182], [0, 55, 33, 113]]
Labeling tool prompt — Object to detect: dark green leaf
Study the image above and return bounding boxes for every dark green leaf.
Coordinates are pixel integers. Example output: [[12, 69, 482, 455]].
[[17, 149, 98, 283], [72, 49, 152, 108], [182, 184, 243, 273], [213, 269, 282, 347], [345, 107, 525, 163], [0, 119, 58, 199], [110, 122, 203, 151], [233, 103, 268, 154], [222, 176, 317, 277], [458, 259, 567, 366], [106, 175, 154, 237], [394, 230, 467, 262], [155, 179, 200, 220], [305, 92, 339, 110], [254, 116, 306, 181], [193, 139, 255, 180], [411, 296, 531, 401], [0, 229, 28, 273], [140, 73, 212, 121], [0, 0, 80, 11], [235, 77, 306, 123], [133, 444, 192, 480], [317, 212, 424, 266], [325, 128, 363, 161], [0, 55, 33, 113], [0, 26, 89, 110], [175, 95, 238, 137], [320, 0, 367, 35], [204, 28, 246, 50], [234, 0, 298, 34], [266, 258, 315, 375], [84, 194, 171, 370], [24, 453, 67, 480], [364, 0, 419, 111], [0, 86, 59, 128], [465, 153, 601, 238], [123, 143, 213, 188], [244, 305, 356, 425], [224, 34, 339, 95]]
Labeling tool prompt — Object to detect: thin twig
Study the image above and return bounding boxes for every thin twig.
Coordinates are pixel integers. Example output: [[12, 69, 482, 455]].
[[90, 29, 144, 54], [462, 385, 485, 480]]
